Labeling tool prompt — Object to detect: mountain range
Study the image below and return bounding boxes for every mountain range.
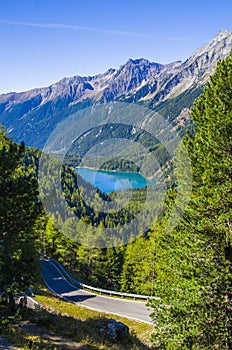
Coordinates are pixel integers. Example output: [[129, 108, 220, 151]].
[[0, 30, 232, 150]]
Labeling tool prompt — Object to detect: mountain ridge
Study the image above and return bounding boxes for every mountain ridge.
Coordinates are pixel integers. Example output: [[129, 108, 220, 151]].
[[0, 30, 232, 148]]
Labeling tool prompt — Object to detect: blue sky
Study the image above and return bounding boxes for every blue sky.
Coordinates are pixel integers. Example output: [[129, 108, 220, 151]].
[[0, 0, 232, 94]]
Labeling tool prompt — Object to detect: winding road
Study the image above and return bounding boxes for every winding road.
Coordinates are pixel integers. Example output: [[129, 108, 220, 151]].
[[41, 259, 153, 324]]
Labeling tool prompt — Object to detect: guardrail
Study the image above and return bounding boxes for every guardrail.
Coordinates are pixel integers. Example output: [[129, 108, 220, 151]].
[[41, 255, 156, 300]]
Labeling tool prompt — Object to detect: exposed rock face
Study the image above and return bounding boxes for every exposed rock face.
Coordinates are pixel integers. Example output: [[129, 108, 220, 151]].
[[99, 319, 129, 340], [0, 30, 232, 148], [164, 30, 232, 97]]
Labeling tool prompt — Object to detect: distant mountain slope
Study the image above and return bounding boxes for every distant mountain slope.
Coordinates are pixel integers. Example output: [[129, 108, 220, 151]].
[[0, 30, 231, 149]]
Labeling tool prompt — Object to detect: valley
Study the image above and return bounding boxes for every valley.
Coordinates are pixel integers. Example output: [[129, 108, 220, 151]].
[[0, 28, 232, 350]]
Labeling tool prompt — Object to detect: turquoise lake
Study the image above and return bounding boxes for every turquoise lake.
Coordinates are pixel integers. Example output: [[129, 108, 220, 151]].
[[75, 167, 155, 193]]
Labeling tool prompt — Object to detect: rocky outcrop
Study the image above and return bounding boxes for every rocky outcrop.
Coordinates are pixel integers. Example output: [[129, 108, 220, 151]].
[[99, 319, 129, 340]]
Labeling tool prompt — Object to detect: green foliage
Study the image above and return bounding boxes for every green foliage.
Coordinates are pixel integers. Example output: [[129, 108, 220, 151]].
[[120, 232, 155, 295], [0, 128, 40, 304], [149, 53, 232, 349], [100, 158, 140, 172]]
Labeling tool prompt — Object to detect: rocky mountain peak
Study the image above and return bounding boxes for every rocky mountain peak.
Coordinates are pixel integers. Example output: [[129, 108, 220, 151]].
[[156, 30, 232, 100], [214, 29, 231, 40], [115, 57, 163, 78], [123, 58, 157, 67], [190, 30, 232, 61]]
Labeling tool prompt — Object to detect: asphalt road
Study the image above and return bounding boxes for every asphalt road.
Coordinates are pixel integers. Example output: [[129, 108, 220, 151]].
[[41, 259, 153, 324]]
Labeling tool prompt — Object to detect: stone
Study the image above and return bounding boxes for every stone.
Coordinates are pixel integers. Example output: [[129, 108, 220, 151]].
[[99, 319, 129, 341]]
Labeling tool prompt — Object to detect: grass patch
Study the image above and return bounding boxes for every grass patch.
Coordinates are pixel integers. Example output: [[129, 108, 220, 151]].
[[1, 305, 153, 349], [0, 283, 154, 349], [33, 284, 154, 349]]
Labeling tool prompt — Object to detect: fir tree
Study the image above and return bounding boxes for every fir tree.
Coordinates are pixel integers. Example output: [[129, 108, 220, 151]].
[[0, 128, 40, 307], [149, 53, 232, 349]]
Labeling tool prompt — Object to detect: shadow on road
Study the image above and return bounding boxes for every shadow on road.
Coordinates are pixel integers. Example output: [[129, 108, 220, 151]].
[[61, 292, 96, 303]]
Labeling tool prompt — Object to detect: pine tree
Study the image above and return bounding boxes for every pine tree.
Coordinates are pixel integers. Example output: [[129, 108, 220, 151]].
[[149, 53, 232, 349], [103, 247, 123, 290], [0, 128, 40, 306]]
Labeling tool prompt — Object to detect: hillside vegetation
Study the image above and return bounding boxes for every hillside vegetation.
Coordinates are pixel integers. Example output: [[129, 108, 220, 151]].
[[148, 52, 232, 349], [0, 52, 231, 349]]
